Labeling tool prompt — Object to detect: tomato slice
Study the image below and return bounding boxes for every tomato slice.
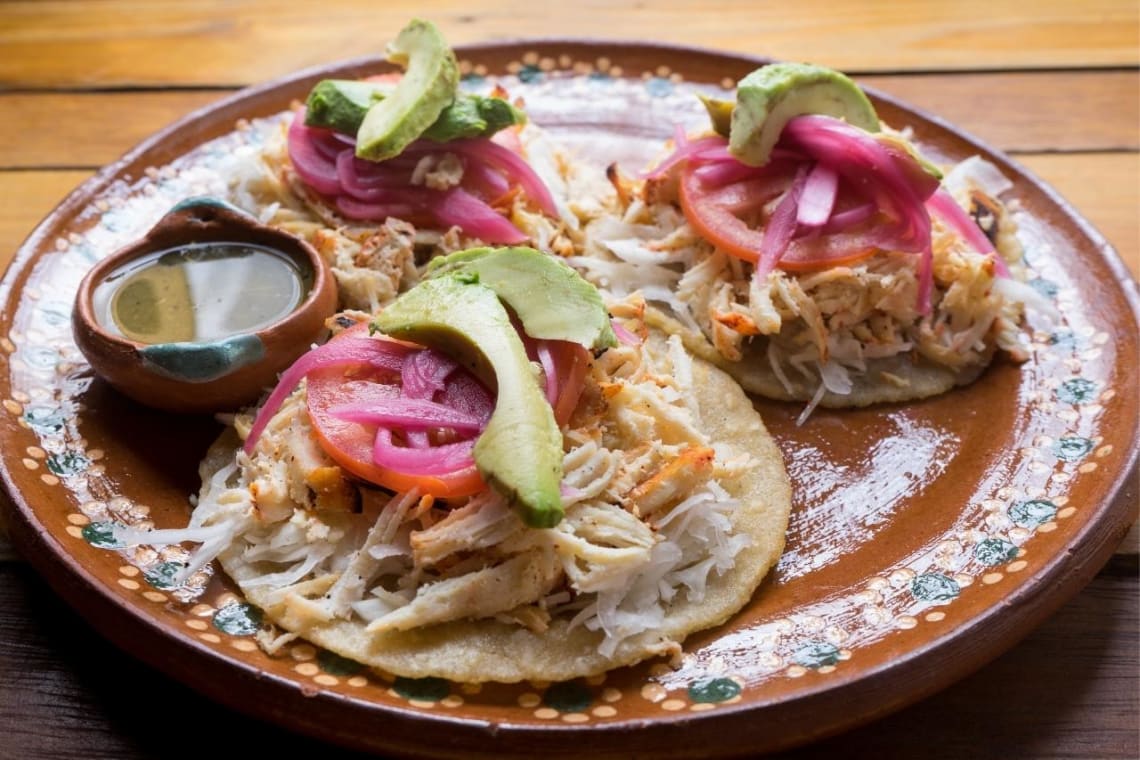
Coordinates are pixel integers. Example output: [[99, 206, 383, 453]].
[[677, 161, 878, 272], [678, 167, 766, 264], [305, 324, 487, 498], [549, 341, 590, 426]]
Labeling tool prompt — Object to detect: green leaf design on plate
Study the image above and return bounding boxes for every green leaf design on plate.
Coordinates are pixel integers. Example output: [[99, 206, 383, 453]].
[[46, 451, 89, 476], [910, 573, 960, 603], [1028, 277, 1059, 297], [518, 64, 543, 83], [688, 676, 742, 703], [317, 648, 364, 676], [1056, 378, 1097, 404], [1053, 437, 1094, 462], [393, 676, 450, 702], [24, 406, 65, 433], [1047, 330, 1077, 349], [143, 561, 186, 590], [1009, 499, 1057, 528], [81, 521, 124, 548], [543, 681, 593, 712], [975, 538, 1019, 566], [213, 602, 263, 636], [793, 641, 841, 668]]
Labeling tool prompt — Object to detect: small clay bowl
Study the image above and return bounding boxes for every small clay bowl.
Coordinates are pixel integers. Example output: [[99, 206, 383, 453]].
[[72, 197, 337, 414]]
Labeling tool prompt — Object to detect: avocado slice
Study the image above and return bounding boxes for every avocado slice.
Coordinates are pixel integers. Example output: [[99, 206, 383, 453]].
[[426, 246, 617, 350], [421, 94, 526, 142], [875, 132, 943, 183], [371, 275, 565, 529], [304, 79, 396, 133], [729, 62, 881, 166], [304, 78, 525, 142], [698, 93, 735, 138], [355, 18, 460, 162]]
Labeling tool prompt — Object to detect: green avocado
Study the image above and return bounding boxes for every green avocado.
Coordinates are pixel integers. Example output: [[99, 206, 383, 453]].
[[304, 79, 525, 141], [426, 246, 617, 350], [729, 62, 881, 166], [874, 132, 943, 182], [698, 92, 735, 138], [355, 18, 459, 162], [421, 94, 526, 142], [371, 275, 565, 529], [304, 79, 395, 133]]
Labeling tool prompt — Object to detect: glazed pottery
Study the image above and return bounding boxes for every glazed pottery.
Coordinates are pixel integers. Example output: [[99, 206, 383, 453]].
[[0, 41, 1136, 759], [71, 197, 337, 414]]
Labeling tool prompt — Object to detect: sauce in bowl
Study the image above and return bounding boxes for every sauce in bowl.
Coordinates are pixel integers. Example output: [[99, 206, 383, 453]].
[[72, 197, 338, 413], [92, 242, 312, 344]]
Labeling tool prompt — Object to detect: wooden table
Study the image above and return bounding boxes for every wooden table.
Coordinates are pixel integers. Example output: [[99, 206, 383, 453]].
[[1, 2, 1136, 757]]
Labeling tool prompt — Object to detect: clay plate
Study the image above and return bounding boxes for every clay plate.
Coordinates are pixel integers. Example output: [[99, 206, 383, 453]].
[[0, 41, 1137, 759]]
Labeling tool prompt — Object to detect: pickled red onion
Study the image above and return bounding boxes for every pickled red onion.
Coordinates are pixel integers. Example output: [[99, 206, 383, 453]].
[[431, 187, 529, 244], [244, 335, 413, 453], [287, 115, 341, 196], [372, 429, 477, 476], [400, 348, 459, 400], [536, 341, 559, 406], [797, 163, 840, 229], [611, 319, 642, 346], [286, 109, 556, 242], [672, 117, 946, 311], [757, 165, 809, 277], [329, 398, 486, 432], [246, 316, 576, 493], [926, 188, 1011, 278]]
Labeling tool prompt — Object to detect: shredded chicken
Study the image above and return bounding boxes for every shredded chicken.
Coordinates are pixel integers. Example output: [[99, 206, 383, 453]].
[[575, 155, 1033, 406], [155, 308, 751, 656]]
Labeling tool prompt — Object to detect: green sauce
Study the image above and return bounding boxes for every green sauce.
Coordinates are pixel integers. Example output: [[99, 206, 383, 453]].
[[92, 242, 311, 344]]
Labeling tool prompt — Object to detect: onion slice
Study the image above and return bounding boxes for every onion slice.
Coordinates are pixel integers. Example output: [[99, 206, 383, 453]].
[[287, 112, 343, 197], [431, 187, 529, 244], [244, 335, 412, 453], [796, 163, 840, 229], [372, 428, 477, 476], [330, 398, 486, 433], [285, 109, 555, 239], [926, 188, 1011, 277]]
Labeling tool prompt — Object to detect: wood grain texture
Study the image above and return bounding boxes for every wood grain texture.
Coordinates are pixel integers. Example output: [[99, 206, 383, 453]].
[[860, 70, 1140, 153], [0, 170, 92, 267], [0, 91, 228, 168], [1, 0, 1137, 88], [0, 558, 1133, 759], [1019, 152, 1140, 275]]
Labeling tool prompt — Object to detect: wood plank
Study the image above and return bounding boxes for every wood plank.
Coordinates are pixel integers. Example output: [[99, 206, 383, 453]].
[[0, 559, 1133, 758], [0, 170, 92, 271], [1, 71, 1135, 171], [0, 0, 1137, 88], [1020, 152, 1140, 274], [0, 91, 227, 169], [861, 70, 1140, 153]]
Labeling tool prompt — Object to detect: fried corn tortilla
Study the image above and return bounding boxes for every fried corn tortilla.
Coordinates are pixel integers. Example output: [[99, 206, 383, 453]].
[[727, 342, 997, 407], [642, 304, 997, 408], [194, 334, 791, 683]]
